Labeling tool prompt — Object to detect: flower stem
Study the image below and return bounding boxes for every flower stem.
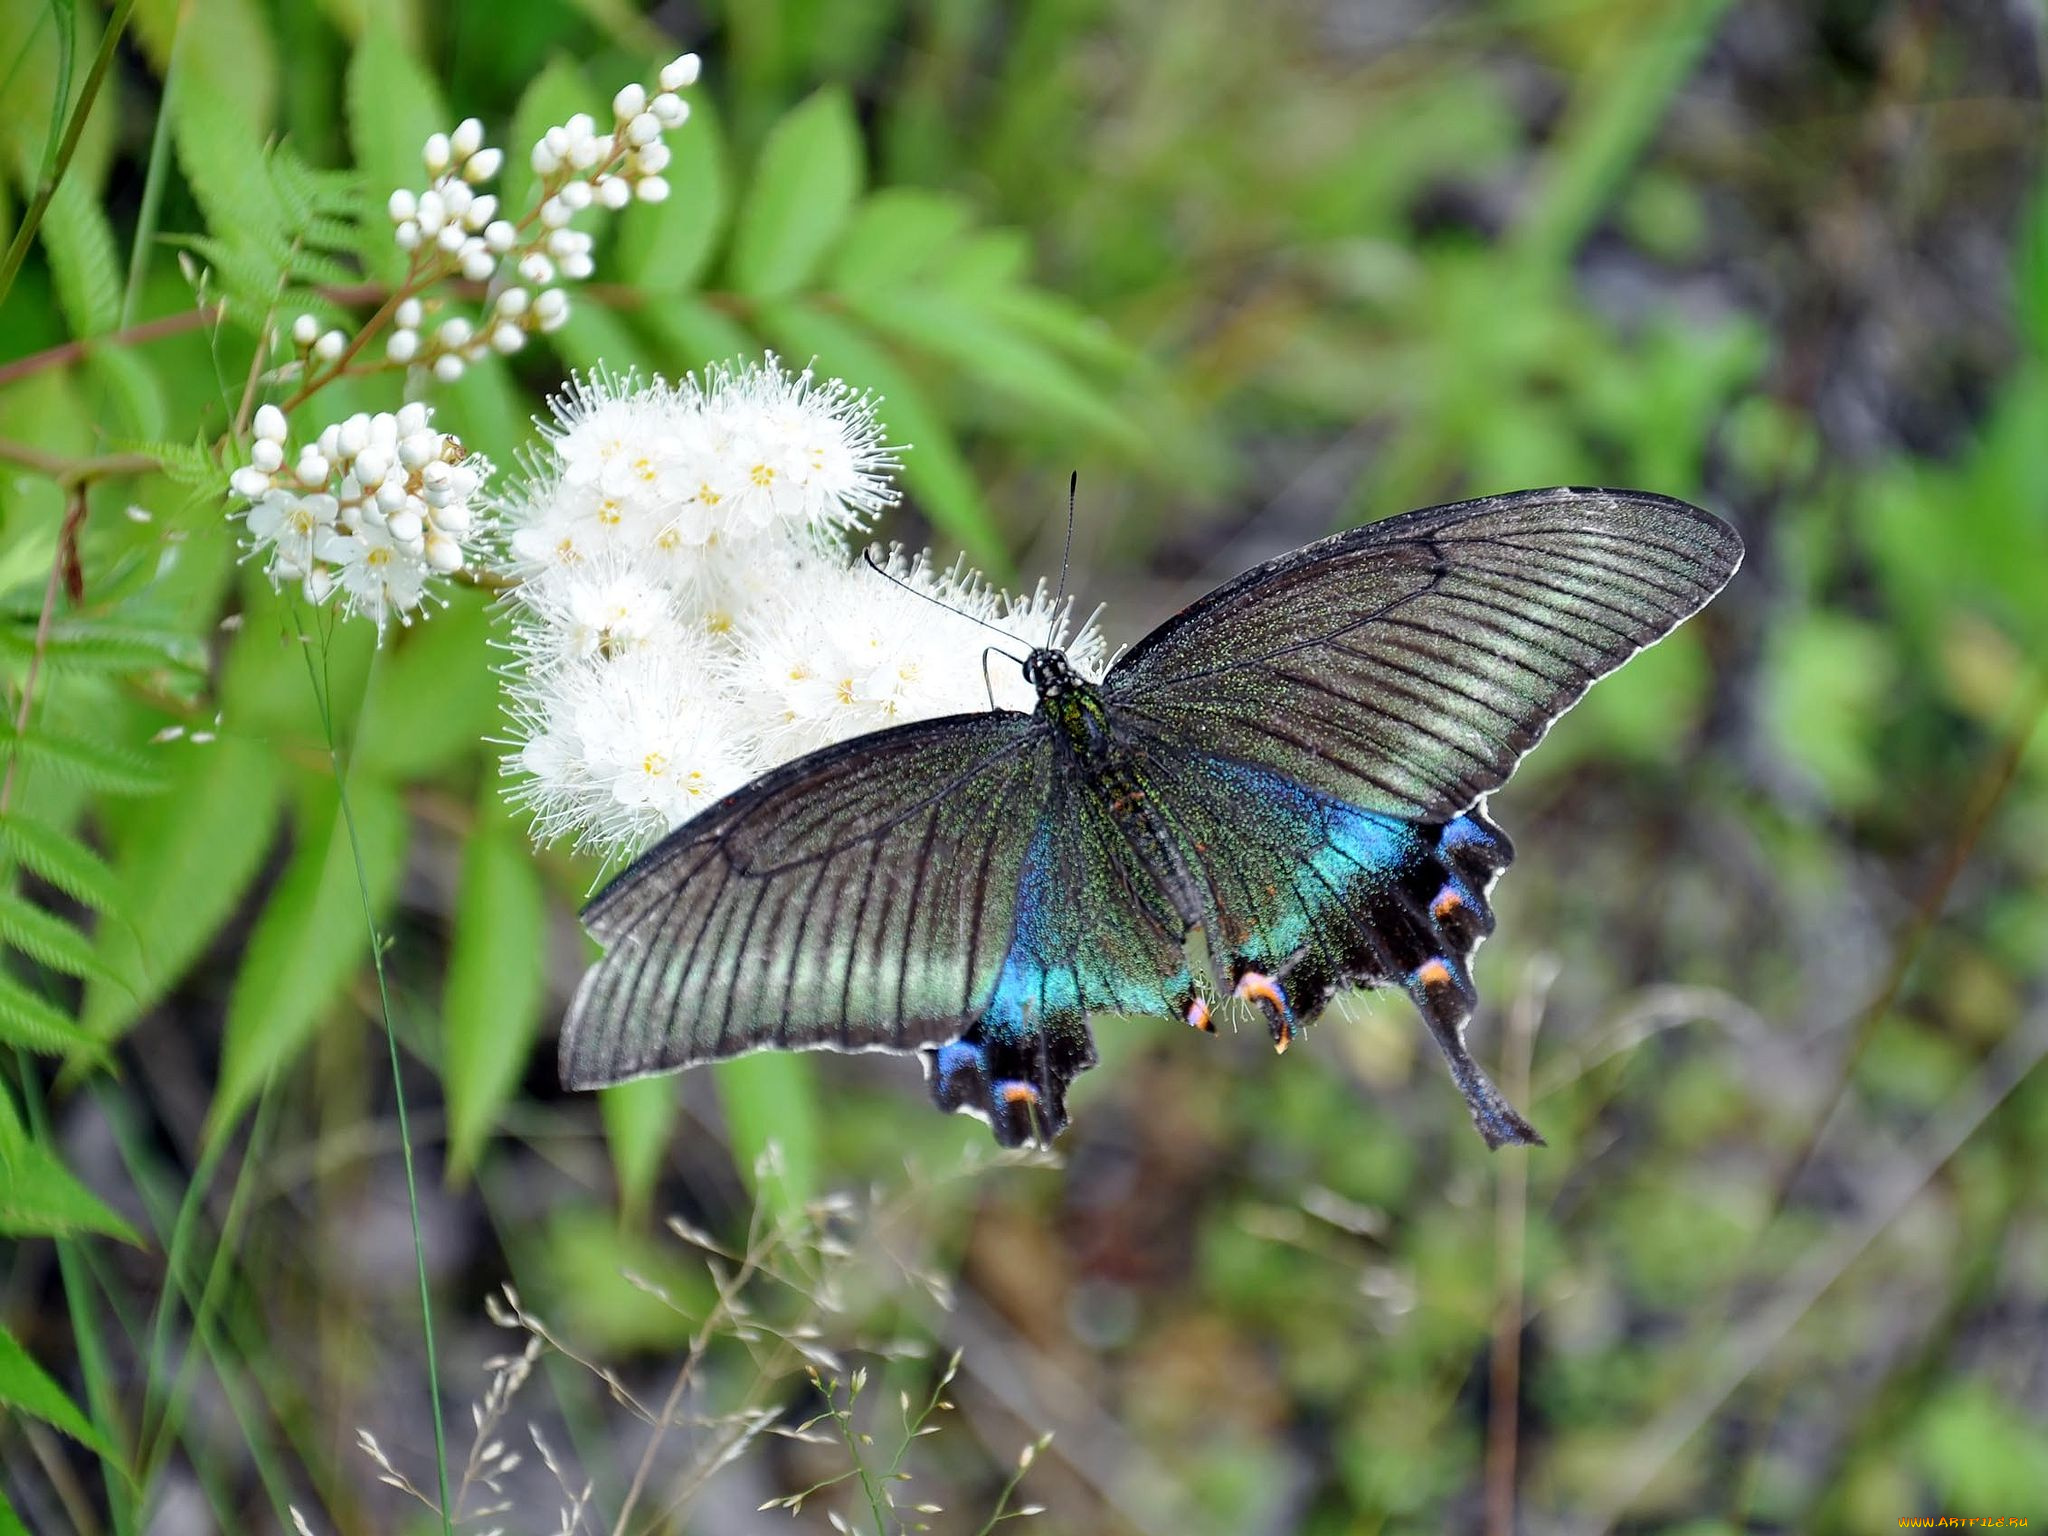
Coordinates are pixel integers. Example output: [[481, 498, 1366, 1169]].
[[294, 613, 455, 1535]]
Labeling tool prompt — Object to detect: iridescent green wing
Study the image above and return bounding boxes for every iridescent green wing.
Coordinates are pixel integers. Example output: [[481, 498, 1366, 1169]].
[[560, 712, 1050, 1088], [1103, 488, 1743, 821]]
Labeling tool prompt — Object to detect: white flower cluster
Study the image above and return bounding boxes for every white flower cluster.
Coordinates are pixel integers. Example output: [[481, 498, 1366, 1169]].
[[497, 360, 1106, 862], [283, 54, 701, 387], [229, 402, 490, 631]]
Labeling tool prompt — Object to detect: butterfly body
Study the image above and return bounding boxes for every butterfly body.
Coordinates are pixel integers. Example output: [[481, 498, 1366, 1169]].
[[561, 488, 1744, 1150]]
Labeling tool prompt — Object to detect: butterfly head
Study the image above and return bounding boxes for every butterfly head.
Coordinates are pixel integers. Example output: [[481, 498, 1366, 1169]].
[[1021, 647, 1080, 699]]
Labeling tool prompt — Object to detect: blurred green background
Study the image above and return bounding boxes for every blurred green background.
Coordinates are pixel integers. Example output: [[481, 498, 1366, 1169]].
[[4, 0, 2048, 1532]]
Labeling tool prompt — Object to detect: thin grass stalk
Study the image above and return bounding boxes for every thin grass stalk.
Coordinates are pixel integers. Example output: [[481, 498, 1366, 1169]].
[[293, 615, 455, 1534]]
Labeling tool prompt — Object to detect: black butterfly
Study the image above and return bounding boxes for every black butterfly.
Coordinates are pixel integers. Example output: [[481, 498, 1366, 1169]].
[[560, 488, 1742, 1149]]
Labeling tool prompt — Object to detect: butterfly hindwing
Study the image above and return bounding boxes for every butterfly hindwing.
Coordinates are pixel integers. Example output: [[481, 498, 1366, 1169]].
[[561, 712, 1050, 1088], [1103, 488, 1744, 821]]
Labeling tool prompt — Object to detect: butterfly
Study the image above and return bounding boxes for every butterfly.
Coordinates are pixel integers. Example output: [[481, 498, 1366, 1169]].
[[560, 488, 1743, 1149]]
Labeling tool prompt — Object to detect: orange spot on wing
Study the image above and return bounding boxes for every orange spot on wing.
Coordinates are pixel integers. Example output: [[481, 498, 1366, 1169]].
[[1000, 1082, 1040, 1105], [1432, 890, 1463, 920], [1186, 998, 1214, 1033], [1416, 959, 1453, 989], [1235, 972, 1287, 1012]]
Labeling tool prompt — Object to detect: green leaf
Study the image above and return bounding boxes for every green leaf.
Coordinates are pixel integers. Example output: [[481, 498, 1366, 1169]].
[[844, 288, 1146, 456], [345, 24, 449, 284], [0, 815, 121, 913], [501, 57, 593, 225], [759, 300, 1008, 574], [353, 592, 500, 780], [0, 1322, 111, 1455], [829, 188, 974, 296], [0, 725, 169, 798], [614, 94, 729, 294], [728, 86, 863, 300], [1, 1486, 29, 1536], [213, 775, 408, 1133], [442, 818, 548, 1182], [0, 621, 206, 677], [0, 1120, 140, 1244], [600, 1077, 675, 1221], [0, 972, 101, 1059], [81, 733, 284, 1043], [716, 1053, 817, 1215], [636, 296, 757, 373], [0, 892, 117, 985], [39, 168, 123, 335]]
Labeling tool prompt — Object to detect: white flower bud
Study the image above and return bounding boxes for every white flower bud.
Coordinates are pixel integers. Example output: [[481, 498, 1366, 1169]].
[[531, 139, 560, 176], [560, 252, 594, 280], [519, 252, 555, 284], [539, 197, 569, 228], [650, 93, 688, 127], [463, 193, 498, 230], [376, 479, 408, 513], [558, 179, 593, 212], [625, 112, 661, 147], [533, 288, 569, 322], [464, 146, 503, 183], [436, 222, 467, 254], [387, 508, 424, 544], [230, 466, 272, 499], [569, 134, 604, 171], [636, 176, 671, 203], [451, 117, 484, 161], [434, 501, 474, 534], [423, 132, 452, 175], [596, 175, 632, 210], [442, 180, 473, 218], [254, 403, 289, 444], [482, 219, 515, 253], [337, 415, 369, 457], [369, 411, 399, 444], [291, 313, 319, 346], [566, 112, 594, 140], [494, 286, 530, 316], [433, 354, 466, 382], [461, 244, 496, 281], [490, 323, 526, 355], [394, 220, 421, 251], [397, 402, 429, 435], [354, 445, 390, 486], [438, 317, 474, 349], [659, 53, 701, 91], [387, 329, 420, 363], [296, 451, 330, 486], [317, 424, 341, 458], [445, 464, 479, 501], [633, 142, 671, 175], [395, 297, 424, 329], [250, 439, 284, 473], [425, 533, 465, 573], [399, 433, 439, 470], [614, 83, 647, 119], [314, 330, 346, 362], [387, 189, 417, 223]]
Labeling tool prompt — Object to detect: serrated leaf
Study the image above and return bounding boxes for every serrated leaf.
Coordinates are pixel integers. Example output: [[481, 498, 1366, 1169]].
[[829, 189, 974, 296], [845, 289, 1145, 455], [345, 24, 449, 284], [0, 815, 121, 913], [0, 1322, 111, 1455], [353, 593, 500, 780], [728, 87, 863, 300], [0, 726, 169, 798], [600, 1076, 676, 1222], [39, 169, 123, 335], [0, 621, 206, 677], [443, 819, 548, 1182], [615, 94, 729, 295], [170, 80, 285, 248], [758, 301, 1006, 574], [0, 893, 117, 986], [81, 733, 284, 1044], [0, 973, 101, 1059], [0, 1119, 140, 1244], [213, 775, 407, 1133], [636, 297, 757, 373]]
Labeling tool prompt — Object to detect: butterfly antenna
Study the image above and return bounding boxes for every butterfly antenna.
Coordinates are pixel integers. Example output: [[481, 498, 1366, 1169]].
[[1048, 471, 1079, 648], [861, 548, 1032, 652]]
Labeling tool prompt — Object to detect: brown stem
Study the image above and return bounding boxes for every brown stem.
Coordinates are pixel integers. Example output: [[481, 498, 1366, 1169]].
[[0, 439, 163, 483]]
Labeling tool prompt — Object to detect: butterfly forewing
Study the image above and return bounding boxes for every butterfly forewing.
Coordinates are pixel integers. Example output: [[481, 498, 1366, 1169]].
[[1103, 488, 1743, 822], [561, 712, 1050, 1088]]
